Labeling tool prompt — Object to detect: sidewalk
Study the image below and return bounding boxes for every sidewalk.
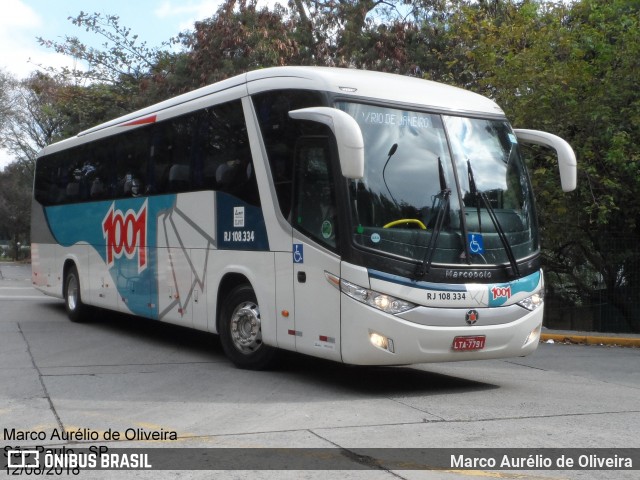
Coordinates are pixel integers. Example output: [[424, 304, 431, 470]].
[[541, 328, 640, 347]]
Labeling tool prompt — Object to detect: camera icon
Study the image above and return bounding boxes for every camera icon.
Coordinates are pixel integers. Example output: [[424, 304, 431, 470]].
[[8, 450, 40, 468]]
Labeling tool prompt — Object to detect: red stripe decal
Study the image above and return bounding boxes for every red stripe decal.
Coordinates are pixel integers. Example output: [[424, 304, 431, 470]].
[[120, 115, 157, 127]]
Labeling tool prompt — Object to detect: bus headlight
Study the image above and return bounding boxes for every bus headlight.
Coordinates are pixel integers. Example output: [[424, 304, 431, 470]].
[[517, 291, 544, 311], [340, 279, 416, 314]]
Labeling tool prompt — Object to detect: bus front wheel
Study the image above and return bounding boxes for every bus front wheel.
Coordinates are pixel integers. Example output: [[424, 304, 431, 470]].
[[64, 265, 86, 322], [219, 285, 276, 370]]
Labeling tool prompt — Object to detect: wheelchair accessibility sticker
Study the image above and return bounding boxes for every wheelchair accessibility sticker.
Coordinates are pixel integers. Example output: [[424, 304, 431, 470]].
[[468, 233, 485, 255], [293, 243, 304, 264]]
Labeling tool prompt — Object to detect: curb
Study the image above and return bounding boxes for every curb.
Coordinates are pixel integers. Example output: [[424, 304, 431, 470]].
[[540, 333, 640, 347]]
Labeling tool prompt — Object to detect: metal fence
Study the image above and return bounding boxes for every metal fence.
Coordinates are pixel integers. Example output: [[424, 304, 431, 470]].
[[544, 292, 639, 333], [543, 239, 640, 334]]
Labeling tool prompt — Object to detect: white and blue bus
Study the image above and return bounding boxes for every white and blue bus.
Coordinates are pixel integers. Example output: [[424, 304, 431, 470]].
[[31, 67, 576, 369]]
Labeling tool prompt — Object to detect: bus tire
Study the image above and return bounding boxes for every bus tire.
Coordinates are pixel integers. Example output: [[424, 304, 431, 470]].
[[64, 265, 86, 322], [219, 285, 276, 370]]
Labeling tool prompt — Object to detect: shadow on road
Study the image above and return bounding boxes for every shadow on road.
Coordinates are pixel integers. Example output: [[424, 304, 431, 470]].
[[35, 302, 497, 398]]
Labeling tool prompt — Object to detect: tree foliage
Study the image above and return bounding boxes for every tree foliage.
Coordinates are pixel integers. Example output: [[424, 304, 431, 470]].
[[171, 0, 302, 92], [0, 162, 31, 254], [37, 12, 167, 90], [1, 73, 72, 176], [0, 70, 16, 134]]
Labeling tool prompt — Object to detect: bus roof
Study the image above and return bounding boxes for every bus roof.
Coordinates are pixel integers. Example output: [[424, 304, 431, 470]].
[[246, 67, 505, 116], [42, 67, 505, 155]]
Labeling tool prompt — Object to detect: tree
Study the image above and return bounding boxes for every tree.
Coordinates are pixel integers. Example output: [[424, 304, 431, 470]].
[[38, 10, 191, 115], [0, 73, 71, 257], [0, 162, 31, 259], [0, 73, 72, 177], [287, 0, 443, 70], [171, 0, 302, 92], [37, 12, 171, 103], [543, 0, 640, 332], [0, 69, 17, 136], [172, 0, 437, 88]]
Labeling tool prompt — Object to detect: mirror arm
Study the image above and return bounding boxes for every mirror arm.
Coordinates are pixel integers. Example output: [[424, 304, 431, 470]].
[[289, 107, 364, 179], [514, 129, 577, 192]]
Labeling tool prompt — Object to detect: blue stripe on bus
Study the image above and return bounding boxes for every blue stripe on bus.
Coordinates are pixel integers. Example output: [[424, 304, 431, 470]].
[[487, 270, 541, 307], [369, 269, 542, 304], [368, 269, 468, 292]]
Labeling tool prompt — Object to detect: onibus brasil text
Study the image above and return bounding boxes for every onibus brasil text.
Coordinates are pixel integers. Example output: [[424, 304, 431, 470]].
[[4, 446, 151, 472]]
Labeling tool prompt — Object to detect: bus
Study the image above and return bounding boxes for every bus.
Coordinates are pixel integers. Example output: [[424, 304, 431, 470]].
[[31, 67, 576, 369]]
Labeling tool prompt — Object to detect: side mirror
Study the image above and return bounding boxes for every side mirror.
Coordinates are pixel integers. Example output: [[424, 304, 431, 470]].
[[514, 129, 577, 192], [289, 107, 364, 179]]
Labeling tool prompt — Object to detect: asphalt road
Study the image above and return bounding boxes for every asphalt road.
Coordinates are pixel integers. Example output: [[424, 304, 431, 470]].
[[1, 263, 638, 479]]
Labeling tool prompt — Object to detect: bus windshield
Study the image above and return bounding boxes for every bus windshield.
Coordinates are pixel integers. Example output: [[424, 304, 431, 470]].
[[337, 102, 539, 270]]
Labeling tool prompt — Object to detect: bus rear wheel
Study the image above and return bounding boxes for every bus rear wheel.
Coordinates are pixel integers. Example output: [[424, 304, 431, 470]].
[[64, 265, 86, 322], [219, 285, 276, 370]]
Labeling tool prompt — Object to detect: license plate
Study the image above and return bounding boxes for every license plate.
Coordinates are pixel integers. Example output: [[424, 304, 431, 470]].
[[453, 335, 486, 351]]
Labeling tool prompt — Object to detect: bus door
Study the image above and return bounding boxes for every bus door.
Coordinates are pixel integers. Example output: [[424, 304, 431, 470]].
[[290, 136, 342, 362]]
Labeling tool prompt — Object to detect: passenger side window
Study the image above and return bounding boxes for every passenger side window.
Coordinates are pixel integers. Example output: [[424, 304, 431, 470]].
[[115, 129, 150, 198], [199, 104, 258, 206], [252, 89, 326, 219], [34, 99, 260, 207], [292, 137, 338, 249]]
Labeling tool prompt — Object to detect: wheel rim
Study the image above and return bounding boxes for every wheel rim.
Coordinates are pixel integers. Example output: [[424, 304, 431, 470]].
[[229, 301, 262, 355], [67, 274, 78, 311]]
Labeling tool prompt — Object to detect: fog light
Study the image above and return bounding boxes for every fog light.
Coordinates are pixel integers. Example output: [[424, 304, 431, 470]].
[[524, 324, 542, 347], [369, 331, 395, 353]]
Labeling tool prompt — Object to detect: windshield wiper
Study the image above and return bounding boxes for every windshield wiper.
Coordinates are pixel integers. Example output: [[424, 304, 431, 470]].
[[415, 158, 450, 278], [467, 160, 520, 277]]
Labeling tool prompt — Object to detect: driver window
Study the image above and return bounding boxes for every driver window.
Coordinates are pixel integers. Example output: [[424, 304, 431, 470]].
[[292, 137, 338, 250]]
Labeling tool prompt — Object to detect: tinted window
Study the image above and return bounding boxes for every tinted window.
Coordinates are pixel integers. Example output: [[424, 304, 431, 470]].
[[292, 136, 338, 249], [252, 90, 326, 218], [34, 99, 260, 207]]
